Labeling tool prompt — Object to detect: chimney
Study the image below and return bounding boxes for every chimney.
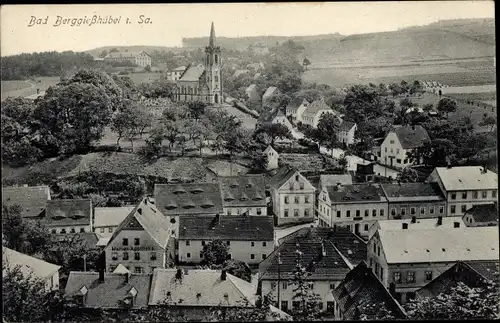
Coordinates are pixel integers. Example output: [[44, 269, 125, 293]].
[[175, 268, 183, 280], [411, 216, 416, 224], [454, 222, 460, 228], [402, 223, 408, 230], [221, 269, 227, 281], [482, 165, 488, 174], [437, 216, 443, 226], [125, 272, 131, 284], [98, 268, 105, 282]]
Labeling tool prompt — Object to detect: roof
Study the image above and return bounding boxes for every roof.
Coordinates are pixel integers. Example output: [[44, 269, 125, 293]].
[[2, 247, 60, 280], [339, 121, 356, 131], [262, 86, 280, 103], [332, 261, 407, 320], [51, 232, 99, 249], [392, 125, 430, 149], [263, 145, 278, 155], [373, 217, 465, 235], [465, 260, 500, 281], [113, 264, 131, 274], [219, 174, 267, 208], [259, 227, 352, 281], [179, 215, 274, 241], [173, 65, 187, 71], [302, 98, 333, 117], [149, 269, 256, 307], [381, 182, 445, 202], [94, 207, 135, 228], [286, 97, 309, 112], [107, 197, 172, 249], [326, 184, 387, 204], [154, 183, 223, 216], [269, 166, 298, 190], [320, 174, 353, 188], [42, 199, 92, 227], [464, 203, 499, 223], [433, 166, 498, 191], [377, 226, 499, 264], [416, 261, 500, 299], [64, 271, 152, 309], [105, 51, 149, 59], [178, 64, 205, 82], [2, 185, 50, 218]]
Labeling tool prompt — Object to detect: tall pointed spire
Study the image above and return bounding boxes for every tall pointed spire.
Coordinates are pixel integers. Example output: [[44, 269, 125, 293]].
[[209, 22, 216, 47]]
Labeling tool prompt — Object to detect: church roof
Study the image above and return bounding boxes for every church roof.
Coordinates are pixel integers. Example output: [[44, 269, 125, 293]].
[[178, 64, 205, 82]]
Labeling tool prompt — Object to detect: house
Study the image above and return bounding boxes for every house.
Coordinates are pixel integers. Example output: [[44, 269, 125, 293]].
[[258, 227, 352, 313], [319, 174, 353, 190], [3, 247, 61, 291], [258, 108, 294, 135], [43, 199, 93, 234], [379, 125, 431, 169], [285, 97, 309, 123], [170, 66, 187, 81], [263, 145, 279, 170], [245, 84, 260, 103], [415, 261, 499, 299], [427, 166, 498, 217], [154, 183, 223, 238], [262, 86, 281, 107], [269, 167, 316, 226], [317, 183, 389, 238], [462, 203, 498, 227], [104, 50, 152, 68], [301, 98, 341, 129], [174, 23, 223, 104], [104, 197, 175, 273], [64, 269, 152, 309], [2, 185, 51, 218], [332, 261, 407, 320], [177, 214, 274, 265], [367, 226, 499, 304], [355, 163, 375, 182], [380, 182, 447, 220], [94, 206, 135, 238], [337, 121, 357, 147], [218, 174, 268, 216]]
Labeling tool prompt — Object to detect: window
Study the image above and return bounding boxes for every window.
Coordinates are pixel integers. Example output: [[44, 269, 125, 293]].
[[251, 241, 255, 247], [377, 246, 380, 256], [364, 224, 369, 231], [227, 241, 231, 246], [439, 206, 444, 214], [461, 205, 467, 213], [227, 209, 232, 215], [473, 191, 478, 199], [451, 205, 456, 214], [134, 252, 140, 261], [150, 252, 157, 260], [263, 242, 267, 247], [410, 207, 416, 215], [380, 209, 384, 217], [420, 207, 425, 215], [370, 258, 373, 267], [262, 254, 267, 260], [123, 252, 129, 260], [393, 272, 401, 283], [295, 175, 299, 181], [364, 210, 369, 217], [425, 271, 433, 281], [305, 196, 309, 204], [329, 282, 336, 290], [390, 140, 395, 144], [403, 159, 408, 164], [391, 208, 396, 216], [186, 240, 190, 246], [283, 282, 288, 290], [346, 210, 351, 217], [281, 301, 288, 311], [294, 209, 299, 217], [151, 266, 156, 273], [257, 208, 262, 215], [300, 183, 304, 190], [380, 268, 384, 280], [134, 238, 140, 246], [451, 193, 456, 200], [202, 241, 206, 246], [429, 206, 435, 214], [337, 211, 341, 218], [493, 190, 497, 198], [373, 243, 376, 253], [482, 191, 488, 198], [372, 209, 377, 217], [112, 252, 118, 261], [109, 228, 113, 233], [284, 196, 289, 204], [294, 196, 300, 204], [318, 302, 324, 310], [134, 267, 143, 274], [355, 210, 360, 217], [396, 159, 401, 164], [390, 148, 394, 153], [284, 210, 289, 217], [327, 301, 335, 313], [406, 271, 415, 283], [100, 228, 105, 233], [122, 238, 128, 246], [271, 282, 277, 289], [385, 147, 387, 153], [251, 254, 255, 260], [70, 228, 76, 233], [52, 229, 57, 234], [462, 192, 467, 199], [187, 253, 191, 258]]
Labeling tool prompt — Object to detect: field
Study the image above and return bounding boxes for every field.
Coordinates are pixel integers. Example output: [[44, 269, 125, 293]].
[[126, 72, 162, 84], [445, 92, 497, 108]]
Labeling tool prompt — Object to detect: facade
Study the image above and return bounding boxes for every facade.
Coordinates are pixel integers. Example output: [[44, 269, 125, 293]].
[[43, 199, 93, 234], [380, 182, 447, 220], [336, 121, 357, 147], [427, 166, 498, 217], [104, 50, 152, 68], [263, 145, 279, 170], [367, 226, 499, 304], [317, 183, 389, 238], [218, 174, 268, 216], [2, 185, 51, 218], [94, 206, 135, 238], [104, 198, 175, 273], [270, 167, 316, 226], [301, 98, 341, 129], [170, 66, 187, 81], [285, 97, 309, 123], [178, 214, 274, 265], [379, 125, 430, 169], [270, 111, 295, 134], [3, 247, 61, 291], [355, 163, 375, 182], [174, 23, 223, 104], [462, 203, 498, 227]]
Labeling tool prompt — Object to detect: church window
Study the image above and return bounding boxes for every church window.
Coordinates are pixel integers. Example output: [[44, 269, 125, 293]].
[[215, 54, 218, 64], [215, 75, 219, 82]]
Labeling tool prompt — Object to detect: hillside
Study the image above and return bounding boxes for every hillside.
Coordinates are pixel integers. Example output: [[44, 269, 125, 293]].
[[85, 45, 187, 57]]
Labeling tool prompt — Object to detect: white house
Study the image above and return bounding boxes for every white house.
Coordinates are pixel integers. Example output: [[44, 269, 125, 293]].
[[336, 121, 357, 147], [301, 98, 341, 129], [264, 145, 279, 170], [94, 206, 135, 238], [379, 125, 430, 169], [170, 66, 187, 81], [218, 174, 268, 216], [285, 97, 309, 123], [104, 50, 152, 68], [262, 86, 281, 107]]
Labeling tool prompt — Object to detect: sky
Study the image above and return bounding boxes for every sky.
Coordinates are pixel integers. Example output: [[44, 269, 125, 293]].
[[0, 2, 495, 56]]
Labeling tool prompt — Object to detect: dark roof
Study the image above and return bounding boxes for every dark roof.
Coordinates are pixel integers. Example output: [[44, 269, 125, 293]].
[[219, 175, 267, 208], [154, 183, 223, 216], [43, 199, 92, 227], [356, 163, 375, 175], [178, 64, 205, 82], [286, 97, 309, 112], [258, 106, 281, 123], [393, 125, 430, 149], [179, 215, 274, 241], [269, 166, 297, 190], [53, 232, 99, 249], [64, 271, 152, 309], [465, 260, 500, 281], [381, 183, 445, 201], [332, 261, 407, 320], [326, 184, 387, 203], [339, 121, 356, 131], [416, 261, 500, 299], [464, 203, 499, 223], [2, 186, 50, 218], [259, 227, 351, 281]]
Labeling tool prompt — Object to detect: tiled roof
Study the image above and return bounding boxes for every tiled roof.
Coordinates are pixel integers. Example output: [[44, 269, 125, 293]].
[[43, 199, 92, 227], [52, 232, 99, 249], [302, 98, 333, 117], [262, 86, 280, 103], [393, 125, 430, 149], [64, 271, 152, 309], [339, 121, 356, 131], [465, 260, 500, 281], [269, 166, 297, 190], [149, 269, 256, 307], [286, 97, 309, 112], [94, 207, 135, 228], [326, 184, 387, 204], [259, 227, 351, 281], [178, 215, 274, 241], [320, 174, 353, 188], [178, 64, 205, 82], [464, 203, 499, 223], [2, 247, 60, 279], [381, 183, 445, 202], [378, 226, 499, 264], [155, 183, 223, 216], [432, 166, 498, 191], [332, 261, 407, 320], [2, 185, 50, 218], [219, 174, 267, 208], [173, 66, 187, 71]]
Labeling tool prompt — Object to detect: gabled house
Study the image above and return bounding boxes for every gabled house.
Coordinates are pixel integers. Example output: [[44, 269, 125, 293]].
[[2, 185, 51, 219], [301, 98, 341, 129], [262, 86, 281, 108], [379, 125, 430, 169], [319, 174, 353, 191], [218, 174, 268, 216], [336, 121, 357, 147], [170, 66, 187, 81], [258, 109, 294, 134], [263, 145, 279, 170], [285, 97, 309, 123], [43, 199, 93, 234], [94, 206, 135, 238], [463, 203, 498, 227], [269, 166, 316, 226]]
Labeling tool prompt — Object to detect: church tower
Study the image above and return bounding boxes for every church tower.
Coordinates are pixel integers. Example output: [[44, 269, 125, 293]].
[[205, 22, 222, 104]]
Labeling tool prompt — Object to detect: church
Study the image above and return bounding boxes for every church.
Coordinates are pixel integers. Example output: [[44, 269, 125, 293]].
[[173, 23, 223, 104]]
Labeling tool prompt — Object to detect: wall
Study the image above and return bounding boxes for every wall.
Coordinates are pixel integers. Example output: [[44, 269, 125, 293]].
[[274, 173, 316, 226], [380, 132, 413, 169], [387, 200, 447, 219], [446, 189, 498, 216], [223, 206, 267, 216], [95, 225, 118, 238], [265, 150, 279, 170], [50, 225, 91, 234]]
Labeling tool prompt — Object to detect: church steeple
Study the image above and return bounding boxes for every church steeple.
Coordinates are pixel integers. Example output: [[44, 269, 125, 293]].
[[209, 22, 216, 47]]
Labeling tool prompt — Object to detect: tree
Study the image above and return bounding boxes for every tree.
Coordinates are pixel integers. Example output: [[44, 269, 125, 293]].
[[409, 80, 423, 95], [223, 259, 252, 282], [480, 115, 496, 132], [144, 65, 151, 72], [302, 58, 311, 70], [316, 113, 342, 156], [396, 167, 419, 183], [99, 50, 108, 58], [356, 302, 397, 320], [250, 151, 268, 172], [437, 97, 457, 118], [201, 239, 230, 267], [422, 103, 434, 112], [289, 256, 322, 321], [338, 155, 349, 172], [187, 101, 207, 120], [111, 102, 141, 146], [255, 123, 293, 145]]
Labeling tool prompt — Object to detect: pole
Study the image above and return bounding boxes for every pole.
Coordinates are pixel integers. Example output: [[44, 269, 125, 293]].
[[277, 252, 281, 309], [83, 255, 87, 272]]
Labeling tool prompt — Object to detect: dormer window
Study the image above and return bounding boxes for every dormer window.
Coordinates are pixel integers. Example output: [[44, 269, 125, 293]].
[[166, 202, 178, 210], [80, 286, 88, 295], [191, 186, 204, 194], [129, 287, 138, 298]]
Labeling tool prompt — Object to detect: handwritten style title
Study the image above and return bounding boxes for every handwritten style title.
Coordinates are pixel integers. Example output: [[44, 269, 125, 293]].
[[27, 15, 152, 27]]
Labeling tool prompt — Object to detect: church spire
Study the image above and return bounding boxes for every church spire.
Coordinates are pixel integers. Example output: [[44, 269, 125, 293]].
[[209, 22, 216, 47]]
